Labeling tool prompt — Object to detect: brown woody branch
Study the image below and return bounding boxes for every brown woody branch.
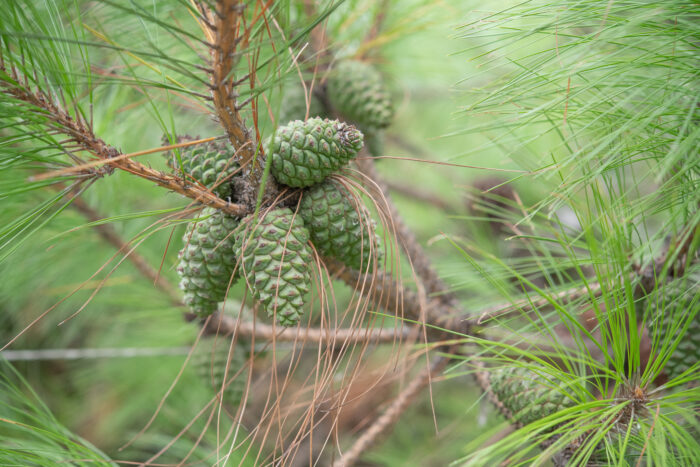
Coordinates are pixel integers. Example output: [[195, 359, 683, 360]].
[[362, 0, 391, 50], [0, 65, 248, 217], [202, 312, 408, 344], [200, 0, 258, 171], [302, 0, 331, 66], [333, 356, 449, 467]]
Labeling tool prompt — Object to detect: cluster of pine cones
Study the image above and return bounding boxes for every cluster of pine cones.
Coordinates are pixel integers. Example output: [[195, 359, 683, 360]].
[[171, 59, 393, 329]]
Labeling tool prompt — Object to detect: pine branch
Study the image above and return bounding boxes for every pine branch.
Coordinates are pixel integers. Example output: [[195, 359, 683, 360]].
[[198, 0, 258, 171], [477, 282, 602, 324], [202, 313, 408, 344], [332, 356, 449, 467], [0, 64, 248, 216]]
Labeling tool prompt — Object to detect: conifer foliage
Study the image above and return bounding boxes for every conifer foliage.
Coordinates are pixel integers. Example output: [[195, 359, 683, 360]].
[[0, 1, 697, 466]]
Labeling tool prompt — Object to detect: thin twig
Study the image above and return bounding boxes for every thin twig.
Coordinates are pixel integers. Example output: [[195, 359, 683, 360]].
[[333, 356, 449, 467], [384, 178, 454, 211], [477, 282, 602, 325], [0, 346, 191, 361], [302, 0, 331, 66], [68, 196, 183, 306]]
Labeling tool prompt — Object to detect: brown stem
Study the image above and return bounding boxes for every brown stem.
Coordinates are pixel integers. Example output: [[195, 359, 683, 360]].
[[200, 0, 257, 171], [332, 356, 449, 467], [477, 282, 602, 325], [0, 66, 248, 217], [202, 312, 408, 344], [303, 0, 331, 65]]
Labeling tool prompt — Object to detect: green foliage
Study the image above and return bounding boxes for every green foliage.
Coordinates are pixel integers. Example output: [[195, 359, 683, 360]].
[[447, 1, 700, 465], [0, 359, 115, 466]]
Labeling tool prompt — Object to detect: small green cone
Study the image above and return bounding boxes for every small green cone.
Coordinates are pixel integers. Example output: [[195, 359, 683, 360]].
[[194, 337, 247, 406], [641, 280, 699, 381], [488, 366, 576, 426], [177, 208, 240, 317], [166, 140, 239, 198], [268, 118, 364, 188], [299, 179, 382, 270], [659, 310, 699, 380], [235, 208, 313, 326], [279, 84, 327, 124], [327, 60, 394, 130]]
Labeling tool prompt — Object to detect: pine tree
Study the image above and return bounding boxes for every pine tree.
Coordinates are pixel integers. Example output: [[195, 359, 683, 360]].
[[0, 1, 697, 466]]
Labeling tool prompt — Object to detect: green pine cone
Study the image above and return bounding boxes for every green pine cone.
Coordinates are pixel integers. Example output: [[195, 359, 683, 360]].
[[299, 180, 382, 270], [268, 118, 364, 188], [659, 310, 699, 380], [177, 208, 240, 317], [166, 140, 239, 198], [327, 60, 394, 130], [279, 84, 326, 124], [488, 366, 576, 426], [194, 337, 247, 406], [235, 208, 313, 326]]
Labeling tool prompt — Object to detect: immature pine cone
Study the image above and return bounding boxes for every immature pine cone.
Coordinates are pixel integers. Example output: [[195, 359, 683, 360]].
[[235, 208, 313, 326], [194, 337, 247, 406], [177, 208, 240, 317], [279, 84, 327, 124], [488, 366, 576, 425], [166, 140, 239, 198], [327, 60, 394, 130], [659, 309, 699, 380], [300, 179, 382, 270], [268, 118, 363, 188]]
